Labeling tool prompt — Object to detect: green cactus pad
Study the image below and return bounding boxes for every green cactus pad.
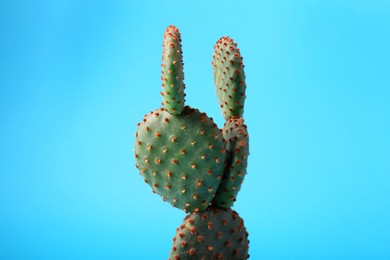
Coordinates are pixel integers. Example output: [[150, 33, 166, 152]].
[[161, 25, 186, 115], [169, 206, 250, 259], [212, 37, 246, 120], [213, 117, 249, 208], [134, 106, 227, 212]]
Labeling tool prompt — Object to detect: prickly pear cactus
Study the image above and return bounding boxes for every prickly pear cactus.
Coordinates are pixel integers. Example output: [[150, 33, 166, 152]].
[[134, 26, 227, 213], [133, 26, 250, 258], [169, 206, 249, 260], [212, 36, 246, 120], [213, 117, 249, 208], [134, 106, 227, 212], [161, 26, 186, 114]]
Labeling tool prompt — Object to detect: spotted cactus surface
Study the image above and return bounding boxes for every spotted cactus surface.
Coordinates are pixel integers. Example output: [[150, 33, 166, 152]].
[[134, 106, 227, 212], [161, 26, 186, 115], [213, 117, 249, 208], [212, 37, 246, 120], [133, 25, 251, 259], [169, 206, 249, 260]]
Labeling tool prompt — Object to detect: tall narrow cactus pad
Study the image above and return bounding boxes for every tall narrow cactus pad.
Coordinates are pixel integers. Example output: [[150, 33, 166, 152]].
[[161, 26, 185, 114], [169, 206, 249, 259], [134, 106, 227, 212], [212, 37, 246, 120], [213, 117, 249, 208]]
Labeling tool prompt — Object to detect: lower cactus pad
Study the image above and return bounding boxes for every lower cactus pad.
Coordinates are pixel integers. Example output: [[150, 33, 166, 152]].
[[169, 206, 249, 259]]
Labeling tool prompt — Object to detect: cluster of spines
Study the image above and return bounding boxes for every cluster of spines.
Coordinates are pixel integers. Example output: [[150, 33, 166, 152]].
[[161, 26, 186, 115]]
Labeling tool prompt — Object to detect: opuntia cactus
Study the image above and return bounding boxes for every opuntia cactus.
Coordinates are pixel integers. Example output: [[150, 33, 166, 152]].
[[169, 206, 249, 260], [161, 26, 186, 114], [134, 106, 227, 212], [212, 36, 246, 120], [133, 26, 250, 258], [213, 117, 249, 208]]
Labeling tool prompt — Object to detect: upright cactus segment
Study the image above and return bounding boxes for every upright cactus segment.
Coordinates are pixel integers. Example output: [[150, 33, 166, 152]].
[[134, 106, 227, 212], [169, 206, 249, 259], [161, 26, 186, 115], [213, 117, 249, 208], [212, 37, 246, 120]]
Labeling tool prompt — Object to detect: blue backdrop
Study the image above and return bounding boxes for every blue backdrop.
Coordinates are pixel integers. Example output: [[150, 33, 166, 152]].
[[1, 0, 389, 259]]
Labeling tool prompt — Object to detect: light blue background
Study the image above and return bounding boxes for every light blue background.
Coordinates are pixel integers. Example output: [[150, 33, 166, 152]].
[[1, 0, 389, 259]]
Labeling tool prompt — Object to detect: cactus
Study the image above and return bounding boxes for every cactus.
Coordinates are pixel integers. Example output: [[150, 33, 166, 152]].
[[134, 106, 227, 212], [169, 206, 249, 260], [133, 26, 250, 258], [161, 26, 186, 114], [213, 117, 249, 208], [212, 36, 246, 120], [135, 27, 227, 213]]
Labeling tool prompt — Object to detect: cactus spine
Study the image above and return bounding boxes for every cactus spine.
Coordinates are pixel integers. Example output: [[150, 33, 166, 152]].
[[133, 26, 250, 258]]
